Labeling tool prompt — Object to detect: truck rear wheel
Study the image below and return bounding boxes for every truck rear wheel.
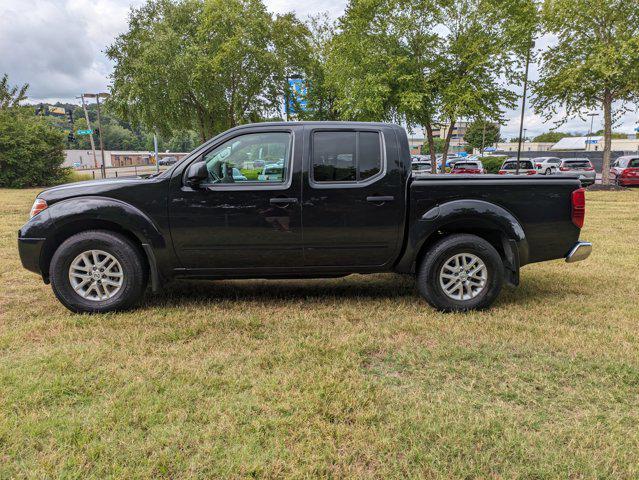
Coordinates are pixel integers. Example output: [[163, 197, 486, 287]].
[[417, 234, 504, 312], [50, 230, 147, 313]]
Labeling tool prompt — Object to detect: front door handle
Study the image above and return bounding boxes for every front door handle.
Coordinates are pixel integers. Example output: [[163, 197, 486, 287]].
[[270, 197, 298, 205], [366, 195, 394, 203]]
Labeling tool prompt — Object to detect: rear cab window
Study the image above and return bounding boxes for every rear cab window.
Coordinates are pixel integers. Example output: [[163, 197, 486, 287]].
[[312, 130, 383, 184]]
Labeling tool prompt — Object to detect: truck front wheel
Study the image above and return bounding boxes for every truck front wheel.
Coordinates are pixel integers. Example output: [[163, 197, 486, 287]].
[[417, 234, 504, 312], [49, 230, 148, 313]]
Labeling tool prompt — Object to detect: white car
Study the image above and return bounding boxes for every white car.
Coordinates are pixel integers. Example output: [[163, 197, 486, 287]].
[[258, 163, 285, 181], [532, 156, 562, 175]]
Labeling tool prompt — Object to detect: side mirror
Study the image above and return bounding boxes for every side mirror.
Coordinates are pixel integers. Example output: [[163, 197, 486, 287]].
[[186, 161, 208, 187]]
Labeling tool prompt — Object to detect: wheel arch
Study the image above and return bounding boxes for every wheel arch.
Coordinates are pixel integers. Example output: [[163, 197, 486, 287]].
[[36, 197, 165, 290], [397, 199, 528, 285]]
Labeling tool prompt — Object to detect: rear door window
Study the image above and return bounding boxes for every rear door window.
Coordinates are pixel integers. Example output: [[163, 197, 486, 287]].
[[312, 131, 382, 183]]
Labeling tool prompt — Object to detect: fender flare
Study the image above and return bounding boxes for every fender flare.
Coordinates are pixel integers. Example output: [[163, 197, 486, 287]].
[[396, 199, 528, 277], [28, 197, 167, 290]]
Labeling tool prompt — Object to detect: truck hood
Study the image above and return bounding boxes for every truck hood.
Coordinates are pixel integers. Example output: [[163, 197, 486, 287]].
[[38, 177, 155, 203]]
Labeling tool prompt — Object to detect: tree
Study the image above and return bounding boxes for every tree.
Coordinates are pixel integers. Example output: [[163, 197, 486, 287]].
[[0, 74, 28, 110], [293, 13, 340, 120], [463, 120, 501, 150], [531, 131, 575, 143], [532, 0, 639, 184], [107, 0, 305, 141], [0, 108, 67, 188], [328, 0, 538, 172]]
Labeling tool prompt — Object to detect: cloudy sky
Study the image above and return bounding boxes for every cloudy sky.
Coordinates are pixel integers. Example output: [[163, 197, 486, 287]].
[[1, 0, 636, 139]]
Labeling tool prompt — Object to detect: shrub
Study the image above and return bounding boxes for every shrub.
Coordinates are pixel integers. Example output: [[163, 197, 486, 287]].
[[480, 155, 507, 174], [0, 109, 67, 188]]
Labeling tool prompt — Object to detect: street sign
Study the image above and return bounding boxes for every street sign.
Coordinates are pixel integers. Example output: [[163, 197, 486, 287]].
[[76, 129, 93, 135]]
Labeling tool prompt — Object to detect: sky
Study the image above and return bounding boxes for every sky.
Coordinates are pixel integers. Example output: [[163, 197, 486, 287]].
[[1, 0, 637, 139]]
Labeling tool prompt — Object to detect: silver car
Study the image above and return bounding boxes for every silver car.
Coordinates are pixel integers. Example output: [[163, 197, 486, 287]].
[[532, 156, 562, 175], [556, 158, 596, 186]]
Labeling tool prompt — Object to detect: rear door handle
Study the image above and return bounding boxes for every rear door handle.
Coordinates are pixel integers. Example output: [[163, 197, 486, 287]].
[[270, 197, 298, 205], [366, 195, 394, 203]]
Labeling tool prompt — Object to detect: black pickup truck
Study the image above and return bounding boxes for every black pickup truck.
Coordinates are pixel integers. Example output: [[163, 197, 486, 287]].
[[19, 122, 591, 313]]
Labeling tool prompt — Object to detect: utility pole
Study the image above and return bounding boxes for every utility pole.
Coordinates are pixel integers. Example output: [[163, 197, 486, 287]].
[[82, 93, 109, 178], [516, 38, 534, 176], [586, 113, 599, 152], [154, 133, 159, 174], [481, 119, 486, 155], [95, 95, 107, 179], [78, 95, 98, 168]]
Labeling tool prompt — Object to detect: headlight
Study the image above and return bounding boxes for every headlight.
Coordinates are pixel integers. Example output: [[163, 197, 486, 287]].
[[29, 198, 48, 218]]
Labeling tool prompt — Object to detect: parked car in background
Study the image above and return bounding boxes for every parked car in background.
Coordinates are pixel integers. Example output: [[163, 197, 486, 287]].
[[411, 155, 437, 174], [158, 156, 178, 166], [556, 159, 596, 186], [610, 156, 639, 186], [258, 163, 285, 182], [532, 156, 562, 175], [450, 160, 485, 174], [499, 159, 537, 175]]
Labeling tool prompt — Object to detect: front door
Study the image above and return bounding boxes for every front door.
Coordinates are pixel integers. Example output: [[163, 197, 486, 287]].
[[301, 127, 404, 268], [169, 127, 303, 272]]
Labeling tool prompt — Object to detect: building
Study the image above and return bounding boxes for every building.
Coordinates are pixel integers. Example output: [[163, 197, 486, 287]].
[[431, 121, 471, 148], [64, 150, 189, 169], [494, 137, 639, 154]]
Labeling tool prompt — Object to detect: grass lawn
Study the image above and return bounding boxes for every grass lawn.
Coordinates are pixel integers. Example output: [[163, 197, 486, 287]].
[[1, 188, 638, 478]]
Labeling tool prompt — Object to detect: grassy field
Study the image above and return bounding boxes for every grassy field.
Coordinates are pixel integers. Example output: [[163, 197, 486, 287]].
[[1, 188, 638, 478]]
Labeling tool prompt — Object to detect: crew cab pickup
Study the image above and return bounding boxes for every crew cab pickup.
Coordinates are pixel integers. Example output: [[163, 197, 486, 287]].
[[18, 122, 592, 313]]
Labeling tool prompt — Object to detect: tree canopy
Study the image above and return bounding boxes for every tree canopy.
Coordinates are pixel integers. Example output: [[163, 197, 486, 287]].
[[463, 120, 502, 150], [0, 74, 28, 110], [532, 0, 639, 183], [107, 0, 308, 141], [0, 76, 67, 188], [327, 0, 538, 171]]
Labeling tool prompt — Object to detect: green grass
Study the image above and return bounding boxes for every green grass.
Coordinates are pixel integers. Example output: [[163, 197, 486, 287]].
[[1, 188, 638, 478]]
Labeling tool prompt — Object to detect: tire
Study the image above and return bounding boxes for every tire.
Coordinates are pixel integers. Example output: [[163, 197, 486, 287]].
[[49, 230, 147, 313], [417, 234, 504, 312]]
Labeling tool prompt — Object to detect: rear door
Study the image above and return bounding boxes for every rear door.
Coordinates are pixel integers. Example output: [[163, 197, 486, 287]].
[[301, 126, 405, 268]]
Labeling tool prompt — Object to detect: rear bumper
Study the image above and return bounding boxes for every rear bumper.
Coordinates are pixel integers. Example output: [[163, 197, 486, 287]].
[[565, 241, 592, 263], [18, 236, 45, 274]]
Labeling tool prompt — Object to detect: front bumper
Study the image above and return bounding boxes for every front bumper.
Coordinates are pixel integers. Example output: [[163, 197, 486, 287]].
[[565, 241, 592, 263], [18, 236, 45, 274]]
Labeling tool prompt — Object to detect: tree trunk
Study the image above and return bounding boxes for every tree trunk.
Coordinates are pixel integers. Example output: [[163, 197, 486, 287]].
[[424, 121, 437, 174], [602, 89, 613, 185], [441, 117, 456, 169]]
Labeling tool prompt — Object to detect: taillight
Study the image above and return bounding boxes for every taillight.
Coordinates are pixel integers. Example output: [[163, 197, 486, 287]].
[[585, 163, 594, 171], [498, 170, 507, 174], [29, 198, 48, 218], [571, 188, 585, 228], [559, 167, 570, 171]]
